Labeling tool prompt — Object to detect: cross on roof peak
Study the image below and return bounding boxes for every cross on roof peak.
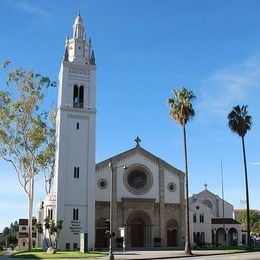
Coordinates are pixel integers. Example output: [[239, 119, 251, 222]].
[[135, 136, 141, 147], [204, 183, 208, 190]]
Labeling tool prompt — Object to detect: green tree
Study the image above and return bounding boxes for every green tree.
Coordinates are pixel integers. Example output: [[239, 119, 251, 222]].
[[167, 87, 196, 255], [38, 218, 63, 251], [228, 105, 252, 247], [0, 62, 56, 251], [2, 227, 10, 237], [252, 220, 260, 235], [10, 221, 19, 233], [236, 210, 258, 230]]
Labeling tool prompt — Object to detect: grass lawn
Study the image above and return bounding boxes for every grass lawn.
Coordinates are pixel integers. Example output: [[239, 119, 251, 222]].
[[0, 251, 5, 256], [10, 249, 106, 259]]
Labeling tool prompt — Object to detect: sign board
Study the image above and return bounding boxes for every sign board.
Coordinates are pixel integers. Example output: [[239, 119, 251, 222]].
[[80, 233, 88, 253], [119, 227, 125, 237]]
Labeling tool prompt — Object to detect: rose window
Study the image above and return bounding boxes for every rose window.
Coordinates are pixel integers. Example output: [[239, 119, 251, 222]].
[[127, 170, 148, 190], [124, 166, 153, 195]]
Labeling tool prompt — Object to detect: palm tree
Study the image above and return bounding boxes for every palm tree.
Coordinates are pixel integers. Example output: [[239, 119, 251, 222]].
[[228, 105, 252, 247], [167, 87, 195, 255]]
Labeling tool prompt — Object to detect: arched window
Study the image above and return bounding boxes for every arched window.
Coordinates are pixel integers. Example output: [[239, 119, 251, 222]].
[[202, 199, 213, 209], [200, 213, 204, 223], [73, 85, 84, 108], [48, 208, 53, 219], [79, 86, 84, 107], [193, 213, 196, 223]]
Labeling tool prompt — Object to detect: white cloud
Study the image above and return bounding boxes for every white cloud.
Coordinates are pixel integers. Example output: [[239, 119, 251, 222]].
[[252, 162, 260, 165], [15, 1, 50, 19], [199, 56, 260, 116]]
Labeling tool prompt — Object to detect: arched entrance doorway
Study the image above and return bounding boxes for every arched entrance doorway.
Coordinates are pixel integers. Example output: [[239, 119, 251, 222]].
[[166, 219, 179, 247], [127, 211, 152, 247], [216, 228, 225, 246], [228, 228, 238, 246], [95, 217, 108, 248], [131, 217, 144, 247]]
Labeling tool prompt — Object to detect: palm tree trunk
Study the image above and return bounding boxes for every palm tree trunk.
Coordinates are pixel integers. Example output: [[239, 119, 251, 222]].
[[241, 136, 251, 247], [183, 124, 192, 255]]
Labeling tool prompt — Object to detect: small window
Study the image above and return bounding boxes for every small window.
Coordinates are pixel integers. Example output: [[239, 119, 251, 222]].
[[193, 213, 196, 223], [97, 179, 108, 190], [200, 213, 204, 223], [167, 182, 177, 192], [73, 243, 78, 250], [48, 208, 53, 219], [193, 232, 196, 243], [23, 242, 26, 247], [66, 243, 70, 250], [73, 208, 79, 220], [22, 226, 26, 231], [74, 167, 79, 178], [201, 232, 205, 243], [76, 122, 79, 129]]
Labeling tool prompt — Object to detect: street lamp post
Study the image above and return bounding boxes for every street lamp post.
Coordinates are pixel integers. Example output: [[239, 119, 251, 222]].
[[108, 161, 127, 260]]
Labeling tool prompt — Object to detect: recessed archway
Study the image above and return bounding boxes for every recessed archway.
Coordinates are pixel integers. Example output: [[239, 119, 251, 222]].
[[127, 211, 152, 247], [216, 228, 226, 246], [166, 219, 179, 247], [228, 228, 238, 246]]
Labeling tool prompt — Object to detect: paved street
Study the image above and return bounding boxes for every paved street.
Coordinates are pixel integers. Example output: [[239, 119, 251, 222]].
[[100, 250, 260, 260], [175, 252, 260, 260]]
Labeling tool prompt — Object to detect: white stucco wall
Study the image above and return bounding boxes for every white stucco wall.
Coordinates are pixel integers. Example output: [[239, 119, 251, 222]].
[[164, 168, 181, 204], [95, 151, 182, 204]]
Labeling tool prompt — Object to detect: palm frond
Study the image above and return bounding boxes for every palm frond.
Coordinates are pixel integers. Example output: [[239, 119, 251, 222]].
[[227, 105, 252, 137], [167, 87, 196, 125]]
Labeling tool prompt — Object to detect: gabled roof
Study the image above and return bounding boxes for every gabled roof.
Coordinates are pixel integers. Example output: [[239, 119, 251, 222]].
[[96, 144, 184, 177], [192, 189, 233, 208]]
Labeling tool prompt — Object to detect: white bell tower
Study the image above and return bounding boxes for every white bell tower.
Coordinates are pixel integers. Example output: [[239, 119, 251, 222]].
[[54, 14, 96, 250]]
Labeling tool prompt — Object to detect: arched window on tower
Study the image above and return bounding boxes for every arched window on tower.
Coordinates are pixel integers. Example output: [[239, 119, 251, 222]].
[[73, 85, 84, 108], [79, 85, 84, 108]]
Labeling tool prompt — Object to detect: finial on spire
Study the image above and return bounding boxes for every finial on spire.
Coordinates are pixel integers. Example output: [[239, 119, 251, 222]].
[[63, 46, 69, 61], [90, 50, 96, 65], [73, 13, 84, 39], [135, 136, 141, 147], [204, 183, 208, 190]]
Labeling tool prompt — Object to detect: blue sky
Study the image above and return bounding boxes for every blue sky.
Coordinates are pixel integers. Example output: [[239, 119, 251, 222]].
[[1, 0, 260, 232]]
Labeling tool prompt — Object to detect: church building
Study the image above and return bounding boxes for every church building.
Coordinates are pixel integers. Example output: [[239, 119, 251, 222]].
[[189, 186, 242, 247]]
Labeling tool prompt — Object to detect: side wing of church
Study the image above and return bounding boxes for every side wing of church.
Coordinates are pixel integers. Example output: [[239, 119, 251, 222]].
[[189, 187, 242, 247]]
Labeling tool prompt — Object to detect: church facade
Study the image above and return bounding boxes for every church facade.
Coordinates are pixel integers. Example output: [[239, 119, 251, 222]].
[[95, 142, 185, 248]]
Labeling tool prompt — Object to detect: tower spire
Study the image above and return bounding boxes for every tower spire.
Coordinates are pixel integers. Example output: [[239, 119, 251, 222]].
[[90, 50, 96, 65], [63, 46, 68, 61], [73, 14, 84, 39]]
